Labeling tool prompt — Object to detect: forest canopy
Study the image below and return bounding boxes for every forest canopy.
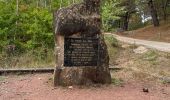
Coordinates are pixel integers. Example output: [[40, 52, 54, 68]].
[[0, 0, 170, 53]]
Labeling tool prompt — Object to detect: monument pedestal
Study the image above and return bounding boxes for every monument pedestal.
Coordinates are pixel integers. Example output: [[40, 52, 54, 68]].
[[53, 0, 111, 86], [54, 35, 111, 86]]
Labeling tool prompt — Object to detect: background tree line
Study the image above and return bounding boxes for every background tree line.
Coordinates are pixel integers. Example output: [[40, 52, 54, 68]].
[[0, 0, 82, 54], [0, 0, 170, 55], [102, 0, 170, 31]]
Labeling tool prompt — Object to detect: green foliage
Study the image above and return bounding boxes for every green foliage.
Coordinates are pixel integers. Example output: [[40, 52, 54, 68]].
[[111, 77, 124, 86], [0, 48, 55, 68], [0, 76, 6, 82], [101, 0, 125, 31], [128, 14, 145, 30], [104, 34, 119, 65], [0, 0, 170, 55], [141, 50, 159, 65], [0, 0, 85, 54], [142, 50, 158, 61], [104, 34, 118, 47], [0, 0, 54, 53]]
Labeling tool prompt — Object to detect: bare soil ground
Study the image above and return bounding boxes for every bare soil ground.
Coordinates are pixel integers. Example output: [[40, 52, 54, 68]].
[[0, 73, 169, 100], [117, 22, 170, 43], [0, 44, 170, 100]]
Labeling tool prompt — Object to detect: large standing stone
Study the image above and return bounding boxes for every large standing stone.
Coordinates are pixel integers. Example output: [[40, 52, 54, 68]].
[[53, 0, 111, 86]]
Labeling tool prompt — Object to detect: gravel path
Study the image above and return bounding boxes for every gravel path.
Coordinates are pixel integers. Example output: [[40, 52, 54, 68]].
[[106, 33, 170, 53]]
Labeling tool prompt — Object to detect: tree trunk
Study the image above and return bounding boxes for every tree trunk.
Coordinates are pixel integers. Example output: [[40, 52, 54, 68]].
[[36, 0, 39, 8], [49, 0, 52, 10], [122, 12, 129, 31], [44, 0, 47, 8], [60, 0, 63, 8], [15, 0, 19, 41], [148, 0, 159, 27], [162, 0, 168, 21]]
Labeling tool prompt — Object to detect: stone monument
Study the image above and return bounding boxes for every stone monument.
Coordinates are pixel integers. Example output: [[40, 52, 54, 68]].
[[53, 0, 111, 86]]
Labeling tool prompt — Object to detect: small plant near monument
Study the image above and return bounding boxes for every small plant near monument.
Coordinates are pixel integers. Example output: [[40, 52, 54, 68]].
[[111, 78, 124, 86], [0, 49, 55, 69], [0, 76, 6, 82], [166, 53, 170, 59], [161, 77, 170, 84], [104, 35, 119, 65], [104, 35, 119, 47], [142, 50, 158, 61], [141, 50, 158, 65]]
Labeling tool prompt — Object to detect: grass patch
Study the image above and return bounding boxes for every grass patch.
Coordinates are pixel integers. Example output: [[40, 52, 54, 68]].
[[104, 35, 119, 47], [141, 50, 158, 65], [142, 50, 158, 61], [111, 78, 124, 86], [0, 76, 6, 82], [166, 53, 170, 59], [104, 34, 119, 65], [161, 78, 170, 84], [0, 48, 55, 69]]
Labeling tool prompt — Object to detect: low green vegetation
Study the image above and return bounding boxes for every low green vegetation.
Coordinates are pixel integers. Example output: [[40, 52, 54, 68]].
[[104, 35, 119, 47], [111, 77, 124, 86], [166, 53, 170, 59], [0, 76, 6, 82], [104, 35, 119, 65], [142, 50, 158, 61], [0, 49, 55, 68], [141, 50, 158, 65], [161, 77, 170, 84]]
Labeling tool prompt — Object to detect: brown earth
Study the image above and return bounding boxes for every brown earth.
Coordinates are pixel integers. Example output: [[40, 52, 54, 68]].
[[117, 22, 170, 43], [0, 73, 170, 100]]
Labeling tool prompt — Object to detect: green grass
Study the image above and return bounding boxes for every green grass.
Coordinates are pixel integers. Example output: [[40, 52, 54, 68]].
[[166, 53, 170, 59], [104, 34, 124, 86], [143, 50, 158, 61], [141, 50, 158, 65], [111, 78, 124, 86], [104, 34, 119, 65], [0, 48, 55, 69], [0, 76, 6, 82], [104, 35, 119, 47], [161, 78, 170, 84]]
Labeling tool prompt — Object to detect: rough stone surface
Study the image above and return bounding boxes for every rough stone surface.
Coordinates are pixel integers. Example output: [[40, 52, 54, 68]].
[[53, 0, 111, 86], [133, 46, 148, 54], [121, 44, 131, 49], [53, 0, 101, 37]]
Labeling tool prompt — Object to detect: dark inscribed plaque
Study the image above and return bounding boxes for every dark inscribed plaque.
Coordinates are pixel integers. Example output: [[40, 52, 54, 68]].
[[64, 37, 99, 66]]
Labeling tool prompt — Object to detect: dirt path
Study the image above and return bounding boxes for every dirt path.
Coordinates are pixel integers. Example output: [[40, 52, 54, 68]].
[[0, 73, 169, 100], [106, 33, 170, 52]]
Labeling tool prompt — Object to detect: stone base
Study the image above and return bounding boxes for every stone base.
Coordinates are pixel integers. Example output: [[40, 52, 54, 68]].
[[54, 66, 111, 86], [53, 35, 111, 86]]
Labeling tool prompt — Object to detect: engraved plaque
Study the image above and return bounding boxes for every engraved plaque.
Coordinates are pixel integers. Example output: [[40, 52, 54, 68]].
[[64, 37, 99, 66]]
